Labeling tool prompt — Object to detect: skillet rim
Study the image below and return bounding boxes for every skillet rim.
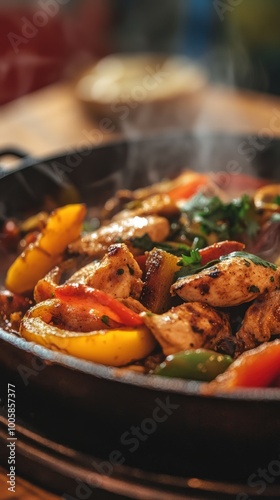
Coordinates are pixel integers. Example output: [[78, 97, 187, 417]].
[[1, 327, 280, 403]]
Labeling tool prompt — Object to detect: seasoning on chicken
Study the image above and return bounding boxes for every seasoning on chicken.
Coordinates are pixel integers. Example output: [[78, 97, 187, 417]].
[[236, 289, 280, 352], [171, 252, 280, 307], [35, 244, 143, 302], [140, 302, 232, 356], [69, 243, 143, 299], [68, 215, 170, 258]]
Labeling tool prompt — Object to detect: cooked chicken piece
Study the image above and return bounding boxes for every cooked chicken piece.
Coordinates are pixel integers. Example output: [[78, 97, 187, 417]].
[[119, 296, 149, 314], [141, 302, 232, 356], [35, 244, 143, 302], [171, 255, 280, 307], [68, 216, 170, 258], [68, 243, 143, 299], [112, 194, 180, 220], [34, 266, 61, 303], [47, 298, 118, 332], [66, 261, 100, 285], [103, 171, 224, 219], [236, 290, 280, 351]]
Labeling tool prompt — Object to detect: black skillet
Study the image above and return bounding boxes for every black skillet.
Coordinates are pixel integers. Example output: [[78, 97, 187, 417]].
[[0, 131, 280, 499]]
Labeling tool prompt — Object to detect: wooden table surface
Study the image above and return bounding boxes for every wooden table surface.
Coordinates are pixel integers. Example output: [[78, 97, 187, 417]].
[[1, 80, 280, 499], [1, 80, 280, 166]]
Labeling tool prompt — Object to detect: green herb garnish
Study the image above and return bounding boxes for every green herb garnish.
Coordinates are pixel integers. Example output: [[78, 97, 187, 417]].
[[180, 193, 260, 240], [116, 268, 124, 275], [175, 250, 277, 281], [131, 234, 154, 251], [101, 315, 110, 326], [175, 249, 203, 279], [220, 251, 277, 270], [273, 195, 280, 206], [131, 233, 191, 256], [248, 285, 260, 293], [178, 249, 201, 267]]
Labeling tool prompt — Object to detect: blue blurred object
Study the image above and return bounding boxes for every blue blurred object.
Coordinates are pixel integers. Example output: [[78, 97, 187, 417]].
[[181, 0, 214, 59], [111, 0, 280, 95]]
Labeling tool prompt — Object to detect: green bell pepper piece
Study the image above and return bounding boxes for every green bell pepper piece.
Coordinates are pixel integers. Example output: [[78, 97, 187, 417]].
[[153, 349, 233, 382]]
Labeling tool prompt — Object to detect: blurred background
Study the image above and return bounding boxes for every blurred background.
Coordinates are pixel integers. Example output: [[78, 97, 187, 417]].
[[1, 0, 280, 106]]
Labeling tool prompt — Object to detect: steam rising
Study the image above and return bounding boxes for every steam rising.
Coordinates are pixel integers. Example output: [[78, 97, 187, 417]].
[[112, 38, 274, 188]]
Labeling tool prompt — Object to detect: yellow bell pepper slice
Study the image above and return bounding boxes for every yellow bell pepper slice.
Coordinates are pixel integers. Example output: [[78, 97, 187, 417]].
[[5, 204, 86, 294], [20, 301, 156, 366], [254, 184, 280, 211]]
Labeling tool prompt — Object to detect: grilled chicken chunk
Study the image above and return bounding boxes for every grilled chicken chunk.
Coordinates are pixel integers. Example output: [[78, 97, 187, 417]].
[[141, 302, 232, 356], [119, 296, 149, 314], [236, 290, 280, 351], [68, 243, 143, 299], [112, 194, 180, 220], [35, 244, 143, 301], [171, 255, 280, 307], [69, 216, 170, 258]]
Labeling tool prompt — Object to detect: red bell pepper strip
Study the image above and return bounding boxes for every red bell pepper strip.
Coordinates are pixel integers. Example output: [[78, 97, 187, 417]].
[[55, 283, 144, 327], [205, 339, 280, 391], [136, 241, 245, 270], [199, 240, 245, 266], [167, 174, 208, 201], [226, 174, 268, 193]]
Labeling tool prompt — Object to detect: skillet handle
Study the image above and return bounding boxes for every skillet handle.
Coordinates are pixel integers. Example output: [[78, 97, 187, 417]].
[[0, 147, 30, 161]]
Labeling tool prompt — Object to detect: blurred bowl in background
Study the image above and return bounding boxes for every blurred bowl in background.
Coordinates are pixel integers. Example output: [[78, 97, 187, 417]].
[[75, 53, 208, 129]]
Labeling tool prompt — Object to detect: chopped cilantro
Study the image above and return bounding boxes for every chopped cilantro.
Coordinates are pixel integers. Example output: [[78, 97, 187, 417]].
[[248, 285, 260, 293], [101, 315, 110, 326], [273, 195, 280, 206], [131, 233, 191, 256], [175, 250, 277, 281], [175, 256, 219, 280], [220, 251, 277, 270], [175, 249, 206, 279], [180, 193, 260, 240], [116, 268, 124, 275], [131, 234, 154, 251], [178, 249, 201, 267]]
